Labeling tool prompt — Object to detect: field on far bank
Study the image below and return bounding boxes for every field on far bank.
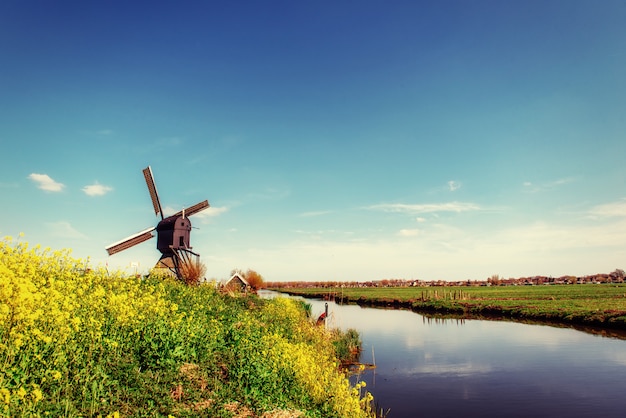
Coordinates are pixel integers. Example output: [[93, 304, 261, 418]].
[[273, 284, 626, 329]]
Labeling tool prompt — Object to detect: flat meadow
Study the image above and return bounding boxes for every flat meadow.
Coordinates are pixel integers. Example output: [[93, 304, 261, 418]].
[[277, 284, 626, 329], [0, 237, 375, 418]]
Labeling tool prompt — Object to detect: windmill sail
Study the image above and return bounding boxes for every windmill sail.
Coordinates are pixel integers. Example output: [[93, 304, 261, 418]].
[[106, 165, 210, 283], [143, 166, 163, 219], [172, 200, 210, 218], [105, 227, 155, 255]]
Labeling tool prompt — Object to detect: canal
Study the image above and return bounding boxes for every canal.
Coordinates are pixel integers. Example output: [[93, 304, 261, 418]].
[[259, 290, 626, 417]]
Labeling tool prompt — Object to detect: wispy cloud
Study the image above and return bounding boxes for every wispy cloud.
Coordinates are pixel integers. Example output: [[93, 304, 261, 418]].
[[368, 202, 480, 214], [293, 229, 352, 237], [45, 221, 87, 239], [194, 206, 228, 219], [82, 182, 113, 196], [588, 198, 626, 218], [248, 187, 290, 200], [96, 129, 114, 135], [28, 173, 65, 192], [447, 180, 461, 191], [162, 206, 176, 217], [398, 228, 420, 237], [523, 177, 575, 193], [162, 205, 227, 219], [299, 210, 333, 217]]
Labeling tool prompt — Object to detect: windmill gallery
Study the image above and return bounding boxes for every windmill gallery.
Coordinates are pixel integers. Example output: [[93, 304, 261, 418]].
[[105, 166, 210, 281]]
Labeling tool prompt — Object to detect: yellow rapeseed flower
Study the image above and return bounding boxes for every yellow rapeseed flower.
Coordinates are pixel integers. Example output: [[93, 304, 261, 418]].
[[31, 387, 43, 403], [16, 387, 27, 400], [0, 388, 9, 405]]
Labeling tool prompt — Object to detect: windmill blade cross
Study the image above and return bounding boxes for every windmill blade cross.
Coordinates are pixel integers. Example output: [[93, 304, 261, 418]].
[[143, 166, 164, 219], [106, 227, 155, 255], [173, 200, 210, 218]]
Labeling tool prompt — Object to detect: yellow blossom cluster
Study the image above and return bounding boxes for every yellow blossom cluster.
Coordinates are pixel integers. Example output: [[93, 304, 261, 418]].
[[264, 334, 360, 412], [0, 237, 374, 417], [258, 298, 373, 417], [0, 237, 179, 415]]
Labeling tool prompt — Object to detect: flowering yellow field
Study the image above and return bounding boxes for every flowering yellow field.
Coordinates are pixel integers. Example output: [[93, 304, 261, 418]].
[[0, 237, 373, 417]]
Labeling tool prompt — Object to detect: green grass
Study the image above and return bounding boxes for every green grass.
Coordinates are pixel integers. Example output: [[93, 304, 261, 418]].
[[274, 284, 626, 329], [1, 239, 375, 417]]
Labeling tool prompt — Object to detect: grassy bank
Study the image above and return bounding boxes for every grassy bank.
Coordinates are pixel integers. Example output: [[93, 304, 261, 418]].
[[0, 238, 374, 417], [274, 284, 626, 330]]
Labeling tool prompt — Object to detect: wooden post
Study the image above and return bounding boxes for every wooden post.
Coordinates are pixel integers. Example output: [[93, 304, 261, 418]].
[[324, 303, 328, 330]]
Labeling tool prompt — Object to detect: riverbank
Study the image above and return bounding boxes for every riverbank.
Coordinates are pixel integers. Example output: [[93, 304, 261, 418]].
[[0, 239, 375, 417], [273, 284, 626, 331], [275, 288, 626, 417]]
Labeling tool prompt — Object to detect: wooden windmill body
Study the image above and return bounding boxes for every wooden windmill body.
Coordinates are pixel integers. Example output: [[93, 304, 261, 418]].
[[106, 166, 209, 279]]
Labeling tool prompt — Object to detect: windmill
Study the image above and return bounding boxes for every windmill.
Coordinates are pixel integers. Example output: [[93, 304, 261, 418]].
[[106, 166, 210, 280]]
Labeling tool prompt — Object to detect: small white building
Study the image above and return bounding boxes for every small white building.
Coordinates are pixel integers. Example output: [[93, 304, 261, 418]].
[[223, 273, 250, 292]]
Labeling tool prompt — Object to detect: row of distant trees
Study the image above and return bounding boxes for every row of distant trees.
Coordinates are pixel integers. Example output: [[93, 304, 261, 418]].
[[265, 269, 626, 289]]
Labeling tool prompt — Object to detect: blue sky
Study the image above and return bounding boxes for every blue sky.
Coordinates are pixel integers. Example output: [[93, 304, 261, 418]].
[[1, 0, 625, 282]]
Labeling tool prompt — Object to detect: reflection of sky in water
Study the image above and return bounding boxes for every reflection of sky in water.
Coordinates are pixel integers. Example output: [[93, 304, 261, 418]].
[[261, 292, 626, 417]]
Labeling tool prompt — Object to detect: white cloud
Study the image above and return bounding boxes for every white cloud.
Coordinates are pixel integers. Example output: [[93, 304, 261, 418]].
[[299, 210, 332, 217], [398, 228, 420, 237], [210, 211, 626, 282], [45, 221, 87, 239], [161, 205, 227, 220], [28, 173, 65, 192], [192, 206, 228, 220], [588, 198, 626, 218], [448, 180, 461, 191], [248, 187, 290, 200], [203, 206, 228, 216], [82, 183, 113, 196], [369, 202, 480, 214], [523, 177, 575, 193]]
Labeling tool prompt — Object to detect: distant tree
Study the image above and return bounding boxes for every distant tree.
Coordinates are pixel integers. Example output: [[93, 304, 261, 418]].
[[244, 269, 264, 290], [230, 268, 244, 278], [488, 274, 501, 286]]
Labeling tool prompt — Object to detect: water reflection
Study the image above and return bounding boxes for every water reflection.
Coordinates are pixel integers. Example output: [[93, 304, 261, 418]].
[[259, 291, 626, 417]]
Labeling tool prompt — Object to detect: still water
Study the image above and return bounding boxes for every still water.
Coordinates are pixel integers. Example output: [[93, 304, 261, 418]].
[[259, 290, 626, 418]]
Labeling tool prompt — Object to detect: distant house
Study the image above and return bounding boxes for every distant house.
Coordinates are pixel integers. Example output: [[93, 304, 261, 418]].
[[223, 273, 250, 292]]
